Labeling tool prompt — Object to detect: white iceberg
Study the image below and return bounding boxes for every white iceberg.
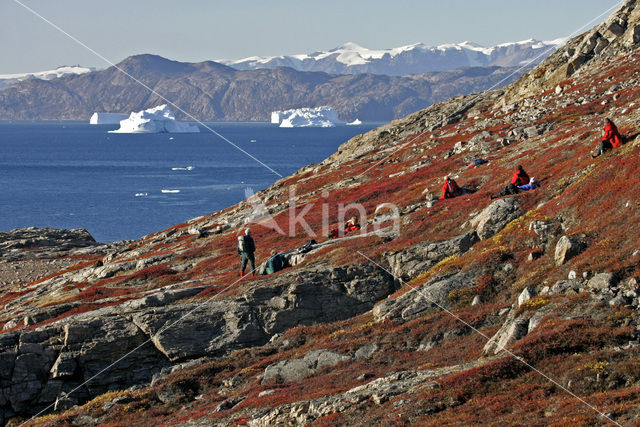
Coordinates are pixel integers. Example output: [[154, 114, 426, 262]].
[[271, 106, 343, 128], [346, 118, 362, 125], [90, 112, 129, 125], [109, 105, 200, 134]]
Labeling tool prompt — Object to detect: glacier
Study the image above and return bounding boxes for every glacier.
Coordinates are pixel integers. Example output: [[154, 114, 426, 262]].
[[271, 106, 343, 128], [0, 65, 95, 90], [89, 112, 129, 125], [221, 39, 568, 76], [109, 105, 200, 134]]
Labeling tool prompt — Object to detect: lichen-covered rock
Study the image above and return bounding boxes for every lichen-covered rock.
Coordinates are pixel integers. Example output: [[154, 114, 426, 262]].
[[587, 272, 617, 291], [471, 197, 521, 240], [387, 231, 478, 282], [373, 271, 477, 323], [262, 350, 350, 384]]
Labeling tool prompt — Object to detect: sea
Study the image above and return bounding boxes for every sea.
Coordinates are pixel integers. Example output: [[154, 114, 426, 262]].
[[0, 121, 381, 242]]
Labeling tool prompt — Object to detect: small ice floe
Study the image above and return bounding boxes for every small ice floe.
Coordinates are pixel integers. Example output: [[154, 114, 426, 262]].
[[161, 189, 180, 193], [169, 136, 175, 140], [250, 139, 257, 143], [135, 192, 148, 197]]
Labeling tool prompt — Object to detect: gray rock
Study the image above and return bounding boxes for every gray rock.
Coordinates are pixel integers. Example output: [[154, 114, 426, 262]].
[[524, 125, 541, 138], [609, 295, 630, 306], [483, 313, 530, 355], [10, 352, 50, 411], [262, 350, 350, 384], [588, 273, 617, 291], [518, 287, 537, 307], [387, 231, 478, 283], [354, 343, 378, 361], [471, 197, 521, 240], [374, 271, 477, 323], [50, 353, 77, 379], [554, 235, 585, 266]]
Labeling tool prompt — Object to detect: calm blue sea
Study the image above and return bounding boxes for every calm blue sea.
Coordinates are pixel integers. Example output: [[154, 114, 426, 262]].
[[0, 121, 380, 242]]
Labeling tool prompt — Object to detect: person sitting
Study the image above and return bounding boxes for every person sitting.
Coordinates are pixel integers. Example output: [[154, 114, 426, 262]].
[[344, 216, 361, 234], [263, 249, 286, 275], [518, 177, 539, 191], [511, 165, 530, 187], [592, 118, 623, 157], [328, 216, 361, 239], [440, 176, 461, 199]]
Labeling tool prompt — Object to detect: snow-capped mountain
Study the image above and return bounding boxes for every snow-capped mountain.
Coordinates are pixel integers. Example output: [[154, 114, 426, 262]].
[[0, 65, 95, 89], [220, 39, 567, 76]]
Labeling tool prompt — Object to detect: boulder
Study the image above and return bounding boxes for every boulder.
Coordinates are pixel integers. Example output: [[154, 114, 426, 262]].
[[387, 231, 478, 282], [262, 350, 350, 383], [554, 235, 585, 266], [517, 287, 537, 307], [483, 315, 530, 355], [373, 271, 477, 323], [471, 197, 521, 240], [587, 273, 617, 291], [354, 343, 378, 361]]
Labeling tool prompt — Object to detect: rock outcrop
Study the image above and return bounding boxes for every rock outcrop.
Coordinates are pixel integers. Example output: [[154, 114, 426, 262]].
[[470, 197, 522, 240], [0, 262, 395, 421]]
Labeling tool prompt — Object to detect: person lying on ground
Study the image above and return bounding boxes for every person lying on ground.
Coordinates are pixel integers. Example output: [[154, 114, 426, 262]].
[[263, 249, 287, 275], [518, 177, 539, 191]]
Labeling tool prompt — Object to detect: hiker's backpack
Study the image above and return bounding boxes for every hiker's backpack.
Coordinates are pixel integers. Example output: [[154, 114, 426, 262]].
[[297, 239, 317, 254], [237, 235, 246, 252]]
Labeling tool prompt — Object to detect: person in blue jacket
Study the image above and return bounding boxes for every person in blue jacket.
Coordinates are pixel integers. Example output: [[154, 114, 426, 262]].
[[518, 177, 539, 191]]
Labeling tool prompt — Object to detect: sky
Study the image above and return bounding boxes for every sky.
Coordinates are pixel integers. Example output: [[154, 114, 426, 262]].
[[0, 0, 625, 73]]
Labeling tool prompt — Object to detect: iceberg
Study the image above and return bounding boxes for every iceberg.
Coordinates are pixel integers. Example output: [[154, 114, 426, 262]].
[[109, 105, 200, 134], [89, 112, 129, 125], [346, 118, 362, 125], [271, 106, 343, 128]]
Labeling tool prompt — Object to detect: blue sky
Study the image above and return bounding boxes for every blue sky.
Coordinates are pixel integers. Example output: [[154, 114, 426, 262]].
[[0, 0, 625, 73]]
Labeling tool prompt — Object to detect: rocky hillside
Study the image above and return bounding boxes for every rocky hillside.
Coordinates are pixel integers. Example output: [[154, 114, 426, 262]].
[[2, 1, 640, 425], [0, 56, 524, 122]]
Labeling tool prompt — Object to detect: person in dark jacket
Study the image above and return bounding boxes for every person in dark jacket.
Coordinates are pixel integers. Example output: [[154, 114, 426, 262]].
[[237, 228, 256, 277], [490, 183, 519, 199], [593, 118, 623, 157], [511, 165, 530, 187], [263, 249, 286, 275]]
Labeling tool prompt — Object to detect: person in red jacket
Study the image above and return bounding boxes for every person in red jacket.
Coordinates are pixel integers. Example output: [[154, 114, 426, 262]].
[[511, 165, 530, 187], [593, 118, 623, 157], [440, 176, 461, 199]]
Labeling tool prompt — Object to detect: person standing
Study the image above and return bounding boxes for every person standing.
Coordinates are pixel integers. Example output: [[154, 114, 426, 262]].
[[238, 228, 256, 278]]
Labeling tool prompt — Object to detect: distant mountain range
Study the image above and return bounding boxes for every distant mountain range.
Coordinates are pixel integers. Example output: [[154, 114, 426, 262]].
[[0, 65, 95, 90], [0, 54, 531, 122], [220, 39, 566, 76], [0, 39, 567, 122]]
